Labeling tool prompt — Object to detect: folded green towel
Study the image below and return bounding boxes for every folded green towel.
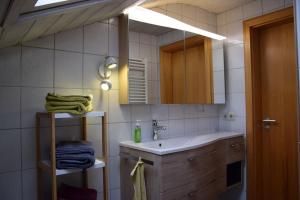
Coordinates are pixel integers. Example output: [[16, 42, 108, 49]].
[[45, 93, 93, 115], [46, 93, 92, 106], [130, 157, 147, 200]]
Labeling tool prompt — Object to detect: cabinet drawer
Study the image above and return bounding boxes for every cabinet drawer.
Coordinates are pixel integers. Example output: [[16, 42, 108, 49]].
[[160, 171, 217, 200], [226, 136, 245, 164], [160, 144, 218, 192]]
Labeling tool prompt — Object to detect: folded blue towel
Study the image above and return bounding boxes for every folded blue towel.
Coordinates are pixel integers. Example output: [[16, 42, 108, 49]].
[[55, 141, 95, 169]]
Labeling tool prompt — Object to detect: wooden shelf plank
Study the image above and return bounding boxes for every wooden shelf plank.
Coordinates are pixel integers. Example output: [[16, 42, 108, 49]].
[[54, 111, 105, 118], [37, 111, 105, 119], [39, 158, 106, 176]]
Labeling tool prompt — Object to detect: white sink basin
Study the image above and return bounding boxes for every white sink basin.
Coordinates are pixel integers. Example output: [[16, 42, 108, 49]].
[[120, 131, 244, 155]]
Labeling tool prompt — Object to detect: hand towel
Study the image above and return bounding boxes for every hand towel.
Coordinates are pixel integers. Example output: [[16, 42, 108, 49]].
[[130, 157, 147, 200]]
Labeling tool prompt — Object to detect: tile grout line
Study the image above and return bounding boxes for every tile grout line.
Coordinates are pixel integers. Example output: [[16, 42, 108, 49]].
[[20, 44, 24, 200]]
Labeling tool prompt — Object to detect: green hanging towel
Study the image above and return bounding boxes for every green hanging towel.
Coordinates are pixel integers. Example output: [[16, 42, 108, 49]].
[[130, 157, 147, 200]]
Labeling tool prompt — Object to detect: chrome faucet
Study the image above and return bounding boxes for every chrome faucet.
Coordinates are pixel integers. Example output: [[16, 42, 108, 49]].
[[152, 120, 167, 140]]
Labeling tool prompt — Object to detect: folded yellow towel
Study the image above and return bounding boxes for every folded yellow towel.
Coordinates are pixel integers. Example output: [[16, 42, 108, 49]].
[[45, 93, 93, 115], [46, 93, 92, 106], [130, 157, 147, 200]]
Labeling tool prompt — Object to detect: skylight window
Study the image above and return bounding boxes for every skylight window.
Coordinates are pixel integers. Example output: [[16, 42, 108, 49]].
[[35, 0, 69, 7]]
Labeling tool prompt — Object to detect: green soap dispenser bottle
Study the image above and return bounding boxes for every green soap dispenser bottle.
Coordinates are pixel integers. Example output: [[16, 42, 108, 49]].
[[134, 120, 141, 143]]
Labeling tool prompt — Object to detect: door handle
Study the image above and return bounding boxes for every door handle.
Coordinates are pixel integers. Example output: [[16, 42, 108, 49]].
[[262, 117, 277, 129], [262, 119, 276, 123]]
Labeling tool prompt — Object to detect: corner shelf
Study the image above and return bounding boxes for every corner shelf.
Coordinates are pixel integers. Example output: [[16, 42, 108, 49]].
[[36, 111, 109, 200]]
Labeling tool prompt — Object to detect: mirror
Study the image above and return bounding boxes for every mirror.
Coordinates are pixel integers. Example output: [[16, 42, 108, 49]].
[[118, 14, 225, 104], [128, 19, 185, 104]]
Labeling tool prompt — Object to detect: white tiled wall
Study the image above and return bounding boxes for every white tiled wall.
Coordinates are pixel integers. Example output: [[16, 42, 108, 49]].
[[217, 0, 293, 199], [0, 5, 220, 199], [2, 1, 293, 199], [152, 3, 217, 32]]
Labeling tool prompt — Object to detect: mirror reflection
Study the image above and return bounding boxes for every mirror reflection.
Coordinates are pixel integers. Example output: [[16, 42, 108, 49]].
[[124, 17, 225, 105]]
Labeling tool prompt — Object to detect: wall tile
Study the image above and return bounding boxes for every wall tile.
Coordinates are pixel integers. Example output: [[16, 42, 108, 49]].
[[21, 87, 53, 128], [285, 0, 293, 7], [227, 68, 245, 93], [108, 90, 131, 123], [0, 171, 22, 200], [0, 46, 21, 86], [21, 128, 36, 169], [217, 12, 227, 26], [226, 21, 243, 45], [168, 105, 185, 119], [83, 54, 105, 89], [55, 50, 82, 88], [151, 105, 169, 120], [22, 47, 54, 87], [184, 105, 200, 118], [129, 42, 139, 59], [0, 129, 21, 173], [184, 118, 198, 134], [227, 93, 246, 117], [108, 122, 132, 157], [226, 6, 243, 23], [168, 119, 184, 138], [140, 44, 152, 61], [0, 87, 20, 129], [225, 44, 244, 68], [22, 169, 37, 200], [198, 117, 219, 133], [109, 25, 119, 57], [55, 27, 83, 52], [23, 35, 54, 49], [84, 22, 109, 55], [243, 0, 263, 19], [262, 0, 284, 13], [129, 31, 139, 43], [140, 33, 152, 45], [131, 105, 152, 122]]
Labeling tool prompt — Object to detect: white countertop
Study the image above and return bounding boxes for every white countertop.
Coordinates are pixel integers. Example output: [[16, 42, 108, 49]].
[[120, 131, 244, 155]]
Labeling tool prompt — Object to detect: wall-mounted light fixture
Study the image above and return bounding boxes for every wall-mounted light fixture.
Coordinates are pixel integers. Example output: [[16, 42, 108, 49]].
[[99, 56, 118, 91]]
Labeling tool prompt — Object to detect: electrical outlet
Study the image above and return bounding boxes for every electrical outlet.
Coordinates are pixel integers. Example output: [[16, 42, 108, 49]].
[[224, 112, 235, 121]]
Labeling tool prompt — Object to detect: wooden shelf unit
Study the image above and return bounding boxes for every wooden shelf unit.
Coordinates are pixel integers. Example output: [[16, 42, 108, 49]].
[[36, 111, 109, 200]]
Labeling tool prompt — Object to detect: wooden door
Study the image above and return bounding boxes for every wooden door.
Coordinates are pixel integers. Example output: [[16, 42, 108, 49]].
[[258, 20, 298, 200], [172, 50, 185, 104], [185, 46, 206, 104], [244, 8, 298, 200]]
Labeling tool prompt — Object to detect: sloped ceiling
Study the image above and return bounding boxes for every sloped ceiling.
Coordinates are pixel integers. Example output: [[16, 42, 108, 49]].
[[0, 0, 139, 48], [142, 0, 254, 13]]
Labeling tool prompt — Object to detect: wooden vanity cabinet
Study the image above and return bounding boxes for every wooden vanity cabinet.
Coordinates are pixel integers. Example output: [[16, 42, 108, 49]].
[[120, 136, 245, 200]]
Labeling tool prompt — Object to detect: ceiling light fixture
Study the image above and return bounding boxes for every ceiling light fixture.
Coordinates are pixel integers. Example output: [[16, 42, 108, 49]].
[[123, 6, 226, 40], [35, 0, 69, 7]]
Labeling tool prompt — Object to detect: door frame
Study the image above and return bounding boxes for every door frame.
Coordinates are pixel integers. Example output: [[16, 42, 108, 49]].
[[243, 7, 298, 200]]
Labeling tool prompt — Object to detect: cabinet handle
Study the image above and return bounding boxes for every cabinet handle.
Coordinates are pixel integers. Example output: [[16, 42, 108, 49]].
[[230, 144, 238, 148]]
